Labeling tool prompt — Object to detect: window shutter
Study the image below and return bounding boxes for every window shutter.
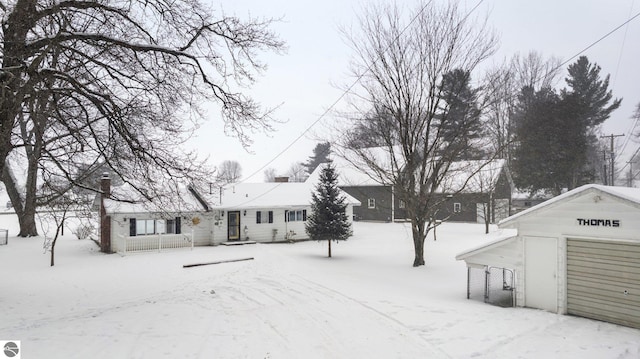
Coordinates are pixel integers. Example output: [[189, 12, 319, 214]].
[[303, 210, 307, 221], [256, 211, 262, 224], [129, 218, 136, 236], [268, 211, 273, 223], [284, 210, 288, 222], [175, 217, 181, 234]]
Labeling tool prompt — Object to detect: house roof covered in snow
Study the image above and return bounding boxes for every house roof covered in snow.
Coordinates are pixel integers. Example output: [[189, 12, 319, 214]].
[[103, 179, 361, 214], [203, 180, 360, 210], [438, 159, 507, 193], [212, 182, 312, 209], [498, 184, 640, 226], [102, 184, 205, 214], [309, 151, 508, 194]]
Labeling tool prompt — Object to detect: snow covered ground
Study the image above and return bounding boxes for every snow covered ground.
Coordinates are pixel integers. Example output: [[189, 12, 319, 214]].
[[1, 214, 639, 358]]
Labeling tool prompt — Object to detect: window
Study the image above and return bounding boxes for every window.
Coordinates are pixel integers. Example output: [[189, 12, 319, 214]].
[[368, 198, 375, 209], [285, 210, 307, 222], [399, 200, 406, 209], [129, 217, 181, 236], [256, 211, 274, 224], [166, 218, 180, 234], [453, 202, 462, 213], [136, 219, 155, 235]]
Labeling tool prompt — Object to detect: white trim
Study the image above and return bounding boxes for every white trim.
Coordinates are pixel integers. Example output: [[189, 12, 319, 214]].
[[367, 198, 376, 209]]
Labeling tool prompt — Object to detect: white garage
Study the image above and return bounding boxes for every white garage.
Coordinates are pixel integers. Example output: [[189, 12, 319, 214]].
[[456, 184, 640, 329]]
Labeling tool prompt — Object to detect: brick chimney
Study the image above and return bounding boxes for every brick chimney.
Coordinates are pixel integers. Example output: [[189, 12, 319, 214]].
[[100, 173, 112, 253]]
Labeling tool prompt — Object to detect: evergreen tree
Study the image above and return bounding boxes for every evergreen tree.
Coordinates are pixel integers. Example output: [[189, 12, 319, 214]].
[[512, 86, 568, 195], [303, 142, 331, 174], [562, 56, 621, 127], [512, 57, 621, 195], [438, 69, 485, 160], [306, 162, 352, 258]]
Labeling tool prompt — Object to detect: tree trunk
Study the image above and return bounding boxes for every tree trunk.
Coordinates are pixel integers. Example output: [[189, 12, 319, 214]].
[[18, 210, 39, 237], [50, 227, 61, 266], [0, 0, 38, 182], [328, 239, 332, 258], [2, 165, 39, 237], [50, 238, 56, 266], [411, 219, 427, 267], [484, 204, 490, 234], [413, 237, 425, 267]]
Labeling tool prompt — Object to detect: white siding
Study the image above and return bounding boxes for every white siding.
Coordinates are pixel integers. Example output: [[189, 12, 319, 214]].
[[214, 208, 312, 243], [109, 214, 127, 253], [502, 191, 640, 240], [188, 213, 215, 246], [109, 204, 357, 248], [108, 212, 211, 252]]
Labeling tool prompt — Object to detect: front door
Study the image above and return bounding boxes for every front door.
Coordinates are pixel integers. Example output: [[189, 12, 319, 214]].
[[227, 211, 241, 241]]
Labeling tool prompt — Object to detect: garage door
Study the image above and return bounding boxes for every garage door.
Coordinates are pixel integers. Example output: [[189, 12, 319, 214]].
[[566, 238, 640, 329]]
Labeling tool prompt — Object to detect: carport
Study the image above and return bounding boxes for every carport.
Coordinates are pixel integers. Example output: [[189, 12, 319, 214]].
[[456, 184, 640, 329]]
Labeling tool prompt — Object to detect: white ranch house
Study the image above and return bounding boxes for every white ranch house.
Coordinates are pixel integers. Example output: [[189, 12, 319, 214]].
[[99, 172, 360, 253]]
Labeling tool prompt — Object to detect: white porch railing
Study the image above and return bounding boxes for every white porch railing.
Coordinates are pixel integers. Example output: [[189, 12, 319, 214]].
[[118, 231, 194, 254]]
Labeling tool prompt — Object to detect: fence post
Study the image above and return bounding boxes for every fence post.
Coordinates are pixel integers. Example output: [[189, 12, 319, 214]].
[[158, 234, 162, 252], [484, 267, 490, 303], [467, 267, 471, 299]]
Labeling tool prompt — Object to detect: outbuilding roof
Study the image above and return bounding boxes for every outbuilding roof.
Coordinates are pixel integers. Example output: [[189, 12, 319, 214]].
[[455, 229, 518, 261], [498, 184, 640, 226]]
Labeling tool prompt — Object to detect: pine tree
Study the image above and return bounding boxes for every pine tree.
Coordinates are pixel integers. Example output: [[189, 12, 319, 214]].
[[306, 162, 352, 258], [303, 142, 331, 174], [438, 69, 485, 160]]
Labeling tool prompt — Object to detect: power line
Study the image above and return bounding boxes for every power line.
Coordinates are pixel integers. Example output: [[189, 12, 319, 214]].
[[612, 0, 636, 88], [552, 9, 640, 72], [615, 0, 637, 161], [240, 3, 640, 192], [240, 0, 481, 182]]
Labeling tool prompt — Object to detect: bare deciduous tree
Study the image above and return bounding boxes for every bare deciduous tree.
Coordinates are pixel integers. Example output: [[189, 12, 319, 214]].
[[217, 160, 243, 183], [263, 167, 277, 182], [338, 1, 498, 267], [482, 52, 562, 162], [632, 102, 640, 138], [286, 162, 308, 182], [0, 0, 285, 236], [510, 51, 562, 91]]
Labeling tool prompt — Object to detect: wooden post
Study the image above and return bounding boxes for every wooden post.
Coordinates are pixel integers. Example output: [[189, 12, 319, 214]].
[[183, 257, 254, 268]]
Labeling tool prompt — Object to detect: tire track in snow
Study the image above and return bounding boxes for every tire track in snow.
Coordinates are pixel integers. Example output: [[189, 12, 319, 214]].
[[203, 268, 450, 358]]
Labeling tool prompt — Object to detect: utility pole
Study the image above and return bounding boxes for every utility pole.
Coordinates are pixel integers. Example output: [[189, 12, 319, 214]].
[[601, 134, 625, 186], [628, 160, 635, 187], [603, 150, 608, 185]]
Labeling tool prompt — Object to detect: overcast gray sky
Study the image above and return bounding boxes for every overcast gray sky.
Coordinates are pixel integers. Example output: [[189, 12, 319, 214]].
[[191, 0, 640, 182]]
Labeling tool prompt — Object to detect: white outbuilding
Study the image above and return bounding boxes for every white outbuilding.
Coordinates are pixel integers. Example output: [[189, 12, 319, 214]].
[[456, 184, 640, 329]]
